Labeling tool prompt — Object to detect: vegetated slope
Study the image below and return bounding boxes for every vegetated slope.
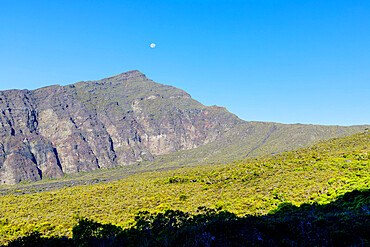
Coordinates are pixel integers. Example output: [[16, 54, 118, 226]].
[[0, 70, 368, 184], [0, 131, 369, 244], [144, 121, 370, 168]]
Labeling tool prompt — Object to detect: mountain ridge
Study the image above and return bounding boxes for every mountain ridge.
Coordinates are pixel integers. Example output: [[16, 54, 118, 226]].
[[0, 70, 368, 184]]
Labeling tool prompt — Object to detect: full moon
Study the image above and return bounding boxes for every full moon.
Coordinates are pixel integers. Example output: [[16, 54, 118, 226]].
[[150, 43, 156, 48]]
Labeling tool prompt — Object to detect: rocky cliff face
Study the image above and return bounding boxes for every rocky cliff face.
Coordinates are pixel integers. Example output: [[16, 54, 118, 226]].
[[0, 70, 241, 184]]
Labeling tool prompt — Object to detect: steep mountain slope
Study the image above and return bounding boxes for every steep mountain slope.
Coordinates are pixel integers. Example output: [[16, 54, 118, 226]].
[[0, 70, 368, 184], [0, 70, 240, 184]]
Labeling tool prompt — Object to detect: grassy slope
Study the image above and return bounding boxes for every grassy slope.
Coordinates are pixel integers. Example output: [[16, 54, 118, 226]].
[[143, 122, 370, 168], [0, 131, 369, 244]]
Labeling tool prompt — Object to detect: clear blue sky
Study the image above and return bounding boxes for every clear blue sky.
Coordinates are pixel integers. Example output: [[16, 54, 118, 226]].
[[1, 0, 369, 126]]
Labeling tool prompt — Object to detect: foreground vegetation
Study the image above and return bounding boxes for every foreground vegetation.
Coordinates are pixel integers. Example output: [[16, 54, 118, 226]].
[[5, 189, 370, 246], [0, 132, 370, 244]]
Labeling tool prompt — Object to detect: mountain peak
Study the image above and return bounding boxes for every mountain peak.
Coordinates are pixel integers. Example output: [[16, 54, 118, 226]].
[[121, 70, 144, 76], [105, 70, 146, 81]]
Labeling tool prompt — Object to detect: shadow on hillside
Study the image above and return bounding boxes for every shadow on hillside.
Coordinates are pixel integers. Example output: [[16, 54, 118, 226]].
[[5, 189, 370, 247]]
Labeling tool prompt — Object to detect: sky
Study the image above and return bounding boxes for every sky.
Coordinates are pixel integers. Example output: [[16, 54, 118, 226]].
[[1, 0, 369, 126]]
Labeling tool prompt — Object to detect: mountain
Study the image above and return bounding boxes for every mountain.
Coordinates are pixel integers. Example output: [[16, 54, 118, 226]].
[[0, 70, 368, 184]]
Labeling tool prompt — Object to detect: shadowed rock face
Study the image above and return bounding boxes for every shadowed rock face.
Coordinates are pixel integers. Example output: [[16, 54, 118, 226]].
[[0, 70, 241, 184]]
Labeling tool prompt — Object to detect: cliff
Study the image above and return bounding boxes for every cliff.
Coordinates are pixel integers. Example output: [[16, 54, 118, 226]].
[[0, 71, 240, 184]]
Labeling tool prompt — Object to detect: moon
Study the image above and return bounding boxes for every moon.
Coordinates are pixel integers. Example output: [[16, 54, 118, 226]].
[[150, 43, 156, 48]]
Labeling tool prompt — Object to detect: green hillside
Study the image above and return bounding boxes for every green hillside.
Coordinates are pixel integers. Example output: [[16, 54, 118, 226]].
[[142, 122, 370, 168], [0, 131, 369, 244]]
